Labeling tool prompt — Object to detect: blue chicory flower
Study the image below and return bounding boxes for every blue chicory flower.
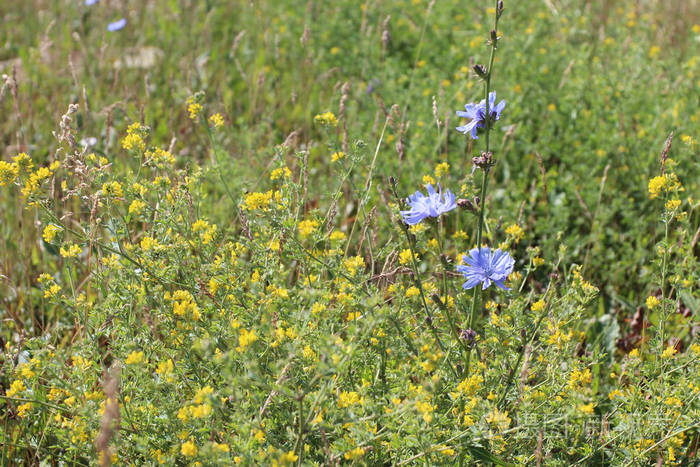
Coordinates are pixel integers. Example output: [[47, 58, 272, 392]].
[[456, 247, 514, 290], [107, 18, 127, 31], [85, 0, 99, 5], [455, 91, 506, 139], [400, 184, 456, 225]]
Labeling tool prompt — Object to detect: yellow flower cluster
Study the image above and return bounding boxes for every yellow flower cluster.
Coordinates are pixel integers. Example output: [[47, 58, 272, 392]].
[[102, 181, 124, 198], [125, 351, 145, 365], [0, 161, 19, 186], [329, 230, 346, 242], [6, 379, 26, 397], [298, 219, 319, 238], [416, 399, 435, 423], [59, 244, 81, 259], [243, 190, 273, 210], [180, 438, 197, 456], [129, 199, 146, 215], [156, 359, 174, 382], [435, 162, 450, 177], [236, 328, 258, 352], [192, 219, 217, 245], [42, 224, 62, 243], [269, 166, 291, 181], [661, 345, 677, 359], [505, 223, 525, 242], [485, 407, 511, 432], [343, 256, 365, 275], [646, 295, 660, 309], [169, 290, 201, 320], [145, 147, 175, 165], [140, 236, 160, 251], [398, 248, 418, 265], [21, 161, 59, 198], [338, 391, 363, 408], [572, 266, 598, 296], [0, 153, 35, 187], [314, 111, 338, 127], [276, 451, 298, 465], [122, 122, 147, 152], [665, 199, 681, 211], [187, 96, 203, 120], [648, 173, 682, 199], [567, 367, 592, 390], [208, 113, 225, 128], [344, 447, 365, 460], [451, 373, 483, 398]]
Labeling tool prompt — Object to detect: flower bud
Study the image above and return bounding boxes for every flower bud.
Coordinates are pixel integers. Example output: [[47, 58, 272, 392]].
[[472, 151, 493, 171], [490, 29, 498, 44], [459, 328, 477, 345], [457, 198, 477, 213], [473, 64, 488, 79]]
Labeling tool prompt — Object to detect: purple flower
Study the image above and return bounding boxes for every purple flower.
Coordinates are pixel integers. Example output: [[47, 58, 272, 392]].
[[400, 184, 456, 225], [107, 18, 127, 31], [456, 91, 506, 139], [456, 247, 514, 290], [85, 0, 99, 5]]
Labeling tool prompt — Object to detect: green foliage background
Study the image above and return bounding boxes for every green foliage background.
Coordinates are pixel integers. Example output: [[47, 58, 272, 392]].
[[1, 0, 699, 465]]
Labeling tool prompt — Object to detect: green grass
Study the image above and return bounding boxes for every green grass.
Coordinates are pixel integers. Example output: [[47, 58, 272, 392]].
[[1, 0, 699, 465]]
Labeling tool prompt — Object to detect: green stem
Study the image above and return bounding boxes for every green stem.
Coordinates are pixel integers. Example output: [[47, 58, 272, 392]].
[[389, 182, 458, 378], [659, 209, 670, 354], [465, 0, 501, 376], [294, 395, 305, 465]]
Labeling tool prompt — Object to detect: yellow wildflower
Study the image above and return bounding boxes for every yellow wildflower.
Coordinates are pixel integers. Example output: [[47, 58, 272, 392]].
[[661, 346, 677, 359], [665, 199, 681, 211], [435, 162, 450, 177], [209, 113, 225, 128], [102, 181, 123, 198], [278, 451, 298, 465], [180, 438, 197, 456], [0, 161, 19, 186], [338, 391, 362, 408], [236, 328, 258, 352], [298, 219, 319, 238], [212, 442, 229, 453], [269, 167, 291, 181], [42, 224, 62, 243], [344, 447, 365, 460], [314, 111, 338, 127], [59, 244, 81, 258], [243, 191, 273, 210], [187, 96, 203, 120], [129, 199, 146, 215], [17, 402, 32, 418], [7, 380, 26, 397], [398, 249, 418, 265], [125, 351, 144, 365], [505, 224, 525, 242], [343, 256, 365, 275]]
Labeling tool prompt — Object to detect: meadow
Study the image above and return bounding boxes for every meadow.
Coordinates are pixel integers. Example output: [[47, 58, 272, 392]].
[[1, 0, 699, 465]]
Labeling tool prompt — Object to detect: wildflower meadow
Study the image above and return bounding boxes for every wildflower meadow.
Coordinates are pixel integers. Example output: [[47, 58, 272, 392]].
[[1, 0, 699, 465]]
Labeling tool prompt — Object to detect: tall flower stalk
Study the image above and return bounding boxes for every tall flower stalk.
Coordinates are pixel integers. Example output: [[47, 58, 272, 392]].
[[460, 0, 505, 373]]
